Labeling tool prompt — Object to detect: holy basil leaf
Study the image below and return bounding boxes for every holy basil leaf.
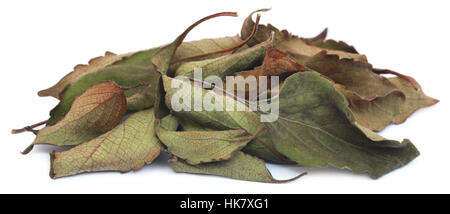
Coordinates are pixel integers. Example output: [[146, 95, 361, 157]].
[[169, 151, 303, 183], [50, 108, 163, 178], [267, 72, 419, 178], [27, 81, 127, 153]]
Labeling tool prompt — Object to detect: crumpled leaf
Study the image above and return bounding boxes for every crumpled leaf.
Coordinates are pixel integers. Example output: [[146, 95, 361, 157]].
[[175, 40, 269, 79], [169, 152, 302, 183], [266, 72, 419, 178], [47, 65, 160, 125], [162, 75, 288, 163], [340, 77, 439, 131], [234, 48, 308, 95], [28, 81, 127, 153], [157, 128, 252, 164], [299, 51, 402, 101], [50, 108, 163, 178], [241, 9, 367, 62], [235, 48, 308, 78]]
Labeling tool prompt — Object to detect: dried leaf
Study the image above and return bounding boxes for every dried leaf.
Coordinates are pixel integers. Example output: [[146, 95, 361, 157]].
[[310, 39, 358, 53], [241, 9, 367, 62], [162, 75, 288, 163], [157, 128, 252, 164], [152, 12, 238, 76], [299, 51, 402, 101], [29, 82, 127, 152], [267, 72, 419, 178], [47, 65, 160, 125], [50, 108, 163, 178], [234, 48, 308, 95], [175, 40, 269, 79], [37, 51, 132, 99], [170, 35, 243, 66], [169, 152, 302, 183], [341, 77, 439, 131]]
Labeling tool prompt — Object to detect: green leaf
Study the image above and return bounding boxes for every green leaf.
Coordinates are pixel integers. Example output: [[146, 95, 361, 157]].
[[29, 82, 127, 153], [157, 128, 252, 164], [341, 77, 439, 131], [169, 151, 301, 183], [50, 108, 163, 178], [267, 72, 419, 178]]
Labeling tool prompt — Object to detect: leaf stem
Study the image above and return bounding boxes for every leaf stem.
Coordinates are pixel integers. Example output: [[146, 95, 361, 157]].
[[11, 120, 47, 134], [172, 13, 261, 64], [276, 172, 308, 183], [21, 144, 34, 155]]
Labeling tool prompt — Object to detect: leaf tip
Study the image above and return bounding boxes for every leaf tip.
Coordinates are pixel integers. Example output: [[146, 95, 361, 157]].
[[20, 144, 34, 155]]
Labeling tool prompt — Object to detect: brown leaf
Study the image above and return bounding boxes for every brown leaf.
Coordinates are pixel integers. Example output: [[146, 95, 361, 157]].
[[50, 108, 163, 178], [241, 9, 367, 62], [27, 81, 127, 153], [339, 77, 439, 131], [299, 51, 403, 101], [234, 48, 308, 96]]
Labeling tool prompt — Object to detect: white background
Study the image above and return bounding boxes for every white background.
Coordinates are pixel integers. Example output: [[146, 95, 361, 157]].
[[1, 0, 449, 193]]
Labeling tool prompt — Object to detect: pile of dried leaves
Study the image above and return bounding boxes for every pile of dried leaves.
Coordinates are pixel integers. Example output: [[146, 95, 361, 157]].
[[12, 9, 438, 182]]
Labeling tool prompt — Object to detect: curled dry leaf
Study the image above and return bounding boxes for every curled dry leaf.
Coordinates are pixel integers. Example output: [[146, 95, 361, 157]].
[[169, 152, 306, 183], [267, 72, 419, 178], [37, 51, 132, 99], [26, 81, 127, 154], [50, 108, 163, 178], [234, 48, 309, 96], [175, 40, 269, 80], [298, 51, 403, 101], [47, 65, 160, 125], [340, 77, 439, 131]]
